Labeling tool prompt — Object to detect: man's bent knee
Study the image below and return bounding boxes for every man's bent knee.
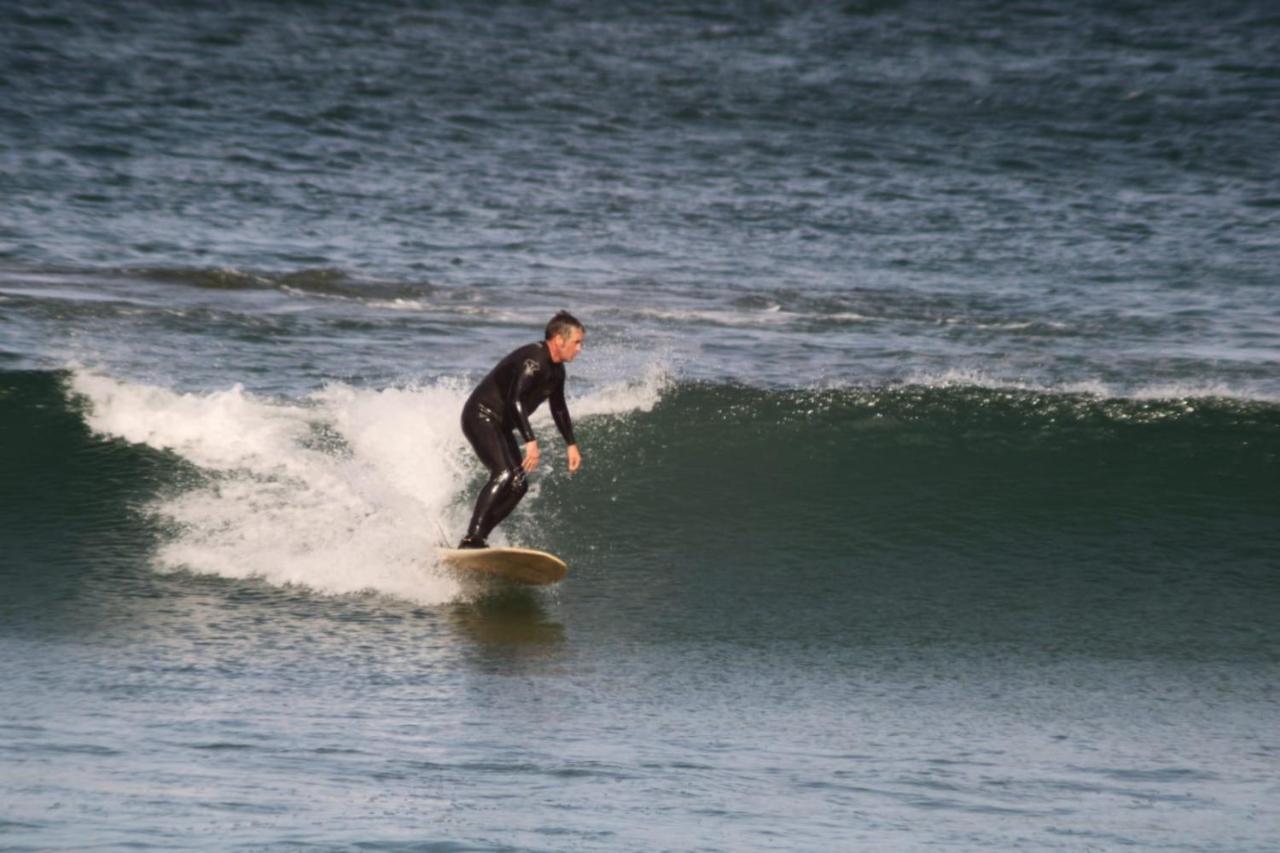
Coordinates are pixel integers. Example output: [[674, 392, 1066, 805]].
[[490, 467, 527, 497]]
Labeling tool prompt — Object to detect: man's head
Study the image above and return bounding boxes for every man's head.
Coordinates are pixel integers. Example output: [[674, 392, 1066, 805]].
[[545, 310, 585, 363]]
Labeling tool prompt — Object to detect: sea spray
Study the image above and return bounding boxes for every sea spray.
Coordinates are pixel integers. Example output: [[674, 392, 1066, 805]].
[[66, 367, 671, 603], [69, 371, 471, 603]]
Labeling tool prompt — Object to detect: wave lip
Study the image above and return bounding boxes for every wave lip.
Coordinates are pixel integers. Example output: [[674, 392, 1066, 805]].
[[902, 367, 1280, 406]]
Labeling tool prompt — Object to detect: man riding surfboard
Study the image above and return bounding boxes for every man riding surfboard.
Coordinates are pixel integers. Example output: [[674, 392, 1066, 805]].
[[457, 311, 584, 549]]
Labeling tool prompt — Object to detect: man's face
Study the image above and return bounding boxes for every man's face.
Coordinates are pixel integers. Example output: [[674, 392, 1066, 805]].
[[552, 329, 584, 363]]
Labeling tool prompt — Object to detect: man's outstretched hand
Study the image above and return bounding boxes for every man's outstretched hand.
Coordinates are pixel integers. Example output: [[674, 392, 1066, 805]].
[[522, 440, 540, 472], [567, 444, 582, 474]]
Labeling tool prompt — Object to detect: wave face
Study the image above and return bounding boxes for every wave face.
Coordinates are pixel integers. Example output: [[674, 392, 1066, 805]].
[[553, 382, 1280, 656], [5, 369, 1276, 656]]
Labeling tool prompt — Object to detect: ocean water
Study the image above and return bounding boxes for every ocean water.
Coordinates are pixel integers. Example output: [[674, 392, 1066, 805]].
[[2, 0, 1278, 849]]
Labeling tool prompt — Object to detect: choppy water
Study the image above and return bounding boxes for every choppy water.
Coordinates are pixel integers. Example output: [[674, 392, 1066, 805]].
[[2, 0, 1278, 849]]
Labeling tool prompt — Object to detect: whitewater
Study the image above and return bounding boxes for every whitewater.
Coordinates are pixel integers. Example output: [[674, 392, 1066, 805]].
[[63, 367, 667, 604]]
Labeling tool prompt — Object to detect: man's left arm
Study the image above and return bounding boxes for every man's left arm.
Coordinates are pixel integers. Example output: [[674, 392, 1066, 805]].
[[550, 379, 581, 473]]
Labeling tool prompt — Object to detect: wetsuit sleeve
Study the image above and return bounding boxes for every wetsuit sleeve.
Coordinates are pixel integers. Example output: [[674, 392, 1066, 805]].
[[508, 356, 541, 442], [550, 375, 576, 446]]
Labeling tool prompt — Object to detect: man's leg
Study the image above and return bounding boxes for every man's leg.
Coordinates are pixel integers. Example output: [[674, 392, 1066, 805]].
[[460, 406, 528, 547], [480, 428, 530, 534]]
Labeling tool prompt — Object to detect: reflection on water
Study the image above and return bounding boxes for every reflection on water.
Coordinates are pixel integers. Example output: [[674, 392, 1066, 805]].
[[447, 585, 567, 655]]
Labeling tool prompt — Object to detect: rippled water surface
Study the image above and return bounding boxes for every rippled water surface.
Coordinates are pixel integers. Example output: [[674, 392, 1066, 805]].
[[2, 0, 1278, 848]]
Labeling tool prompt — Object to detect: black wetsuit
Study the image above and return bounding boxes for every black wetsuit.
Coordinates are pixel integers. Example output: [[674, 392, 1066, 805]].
[[460, 341, 576, 544]]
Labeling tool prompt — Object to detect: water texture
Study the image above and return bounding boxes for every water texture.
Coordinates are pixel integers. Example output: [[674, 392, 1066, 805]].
[[1, 0, 1278, 849]]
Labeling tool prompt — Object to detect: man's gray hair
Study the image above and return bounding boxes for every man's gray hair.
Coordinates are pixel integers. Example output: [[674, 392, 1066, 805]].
[[545, 310, 584, 341]]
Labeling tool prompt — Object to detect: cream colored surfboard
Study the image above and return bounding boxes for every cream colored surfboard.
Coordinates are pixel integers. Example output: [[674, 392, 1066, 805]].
[[437, 547, 568, 586]]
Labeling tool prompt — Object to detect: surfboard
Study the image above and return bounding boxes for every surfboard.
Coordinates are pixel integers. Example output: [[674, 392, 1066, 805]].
[[437, 547, 568, 586]]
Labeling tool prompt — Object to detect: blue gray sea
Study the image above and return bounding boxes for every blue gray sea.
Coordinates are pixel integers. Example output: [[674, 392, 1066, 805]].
[[2, 1, 1278, 849]]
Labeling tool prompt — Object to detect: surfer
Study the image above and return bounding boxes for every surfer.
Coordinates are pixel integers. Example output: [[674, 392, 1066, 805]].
[[457, 311, 584, 549]]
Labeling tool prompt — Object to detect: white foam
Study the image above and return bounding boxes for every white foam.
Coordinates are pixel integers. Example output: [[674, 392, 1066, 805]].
[[942, 317, 1071, 332], [628, 305, 798, 328], [902, 367, 1040, 393], [69, 372, 470, 603], [366, 298, 432, 311], [560, 364, 670, 419], [901, 367, 1280, 404], [71, 372, 316, 472], [67, 368, 669, 604]]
